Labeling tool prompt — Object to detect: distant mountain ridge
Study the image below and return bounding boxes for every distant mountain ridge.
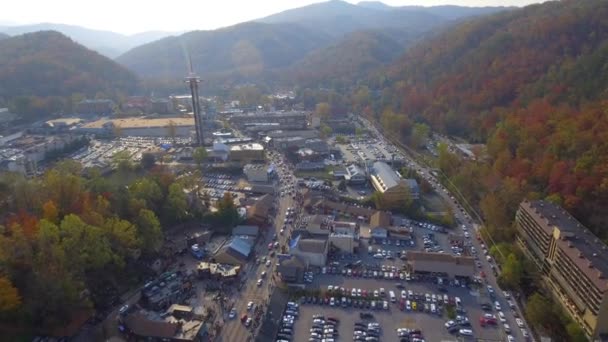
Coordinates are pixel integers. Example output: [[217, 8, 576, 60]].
[[0, 23, 176, 58], [0, 31, 137, 99], [118, 0, 509, 86], [0, 32, 8, 40]]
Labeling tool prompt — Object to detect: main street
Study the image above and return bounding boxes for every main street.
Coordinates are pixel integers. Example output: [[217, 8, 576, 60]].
[[219, 153, 296, 342], [362, 116, 531, 342]]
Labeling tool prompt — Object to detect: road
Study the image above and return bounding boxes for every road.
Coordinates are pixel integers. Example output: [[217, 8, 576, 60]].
[[219, 152, 296, 342], [361, 116, 531, 342]]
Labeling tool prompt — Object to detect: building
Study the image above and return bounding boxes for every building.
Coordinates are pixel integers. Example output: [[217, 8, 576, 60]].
[[80, 117, 194, 137], [370, 162, 419, 207], [123, 309, 203, 342], [370, 211, 391, 229], [44, 118, 83, 130], [213, 237, 253, 265], [344, 164, 367, 184], [515, 200, 608, 340], [246, 194, 274, 226], [295, 161, 325, 171], [277, 255, 308, 284], [244, 164, 270, 182], [230, 143, 265, 163], [232, 225, 260, 239], [303, 215, 332, 236], [76, 99, 115, 115], [140, 273, 193, 311], [371, 227, 388, 240], [288, 235, 328, 267], [388, 226, 413, 241], [406, 251, 475, 278], [228, 111, 308, 132], [197, 262, 240, 281]]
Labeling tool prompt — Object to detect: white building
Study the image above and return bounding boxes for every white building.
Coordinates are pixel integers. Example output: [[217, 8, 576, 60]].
[[243, 164, 269, 183]]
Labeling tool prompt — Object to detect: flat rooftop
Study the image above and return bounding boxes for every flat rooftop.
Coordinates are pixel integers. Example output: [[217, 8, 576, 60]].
[[230, 143, 264, 151], [83, 117, 194, 129], [525, 200, 608, 289]]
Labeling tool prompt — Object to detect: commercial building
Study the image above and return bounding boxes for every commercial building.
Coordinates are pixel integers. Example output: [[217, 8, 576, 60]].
[[515, 200, 608, 340], [406, 251, 475, 278], [277, 255, 308, 284], [122, 308, 204, 342], [80, 117, 194, 137], [243, 164, 270, 182], [370, 211, 391, 229], [302, 215, 333, 236], [228, 111, 308, 132], [197, 262, 240, 281], [213, 237, 253, 265], [344, 164, 367, 184], [370, 162, 419, 207], [44, 118, 83, 130], [246, 194, 274, 226], [140, 273, 193, 311], [232, 225, 260, 240], [288, 235, 328, 267]]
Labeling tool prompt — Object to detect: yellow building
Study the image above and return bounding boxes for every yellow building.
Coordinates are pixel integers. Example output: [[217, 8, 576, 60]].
[[370, 162, 419, 208], [516, 200, 608, 340]]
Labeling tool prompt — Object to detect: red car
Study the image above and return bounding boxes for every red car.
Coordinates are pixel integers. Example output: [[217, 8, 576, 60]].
[[241, 314, 248, 323]]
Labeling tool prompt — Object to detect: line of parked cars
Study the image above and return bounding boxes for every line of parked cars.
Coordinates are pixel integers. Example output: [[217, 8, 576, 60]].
[[354, 320, 381, 342], [309, 314, 339, 342], [277, 302, 300, 342], [396, 327, 425, 342]]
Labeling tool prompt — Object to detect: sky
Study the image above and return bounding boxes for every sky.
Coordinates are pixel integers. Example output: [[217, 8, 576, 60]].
[[0, 0, 545, 35]]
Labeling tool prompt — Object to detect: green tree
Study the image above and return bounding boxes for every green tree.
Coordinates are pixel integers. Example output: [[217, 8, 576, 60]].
[[193, 147, 208, 168], [566, 322, 587, 342], [337, 180, 347, 191], [214, 192, 239, 231], [112, 150, 134, 173], [335, 135, 347, 144], [129, 178, 163, 211], [136, 209, 164, 255], [499, 253, 523, 290], [411, 123, 430, 148], [140, 153, 156, 169], [320, 124, 333, 139], [163, 183, 189, 223]]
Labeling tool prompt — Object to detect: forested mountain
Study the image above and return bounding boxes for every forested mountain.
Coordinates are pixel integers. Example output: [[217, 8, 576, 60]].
[[117, 22, 333, 82], [373, 0, 608, 239], [257, 0, 444, 37], [0, 32, 8, 40], [0, 31, 137, 99], [0, 23, 175, 57], [119, 1, 509, 88], [279, 29, 413, 88]]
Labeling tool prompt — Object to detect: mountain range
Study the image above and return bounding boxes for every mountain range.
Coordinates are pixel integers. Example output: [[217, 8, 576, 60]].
[[116, 0, 509, 87], [0, 23, 176, 58]]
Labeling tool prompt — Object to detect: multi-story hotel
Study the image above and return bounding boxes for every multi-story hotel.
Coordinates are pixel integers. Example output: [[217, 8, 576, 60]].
[[516, 200, 608, 340]]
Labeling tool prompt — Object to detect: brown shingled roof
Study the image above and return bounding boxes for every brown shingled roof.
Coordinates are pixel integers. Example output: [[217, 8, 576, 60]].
[[125, 313, 178, 339]]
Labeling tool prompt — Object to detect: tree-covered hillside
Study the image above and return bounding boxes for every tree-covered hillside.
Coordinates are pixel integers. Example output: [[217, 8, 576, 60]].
[[0, 31, 137, 99], [372, 0, 608, 240]]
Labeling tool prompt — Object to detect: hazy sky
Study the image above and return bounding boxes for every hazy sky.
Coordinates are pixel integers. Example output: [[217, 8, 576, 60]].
[[1, 0, 545, 35]]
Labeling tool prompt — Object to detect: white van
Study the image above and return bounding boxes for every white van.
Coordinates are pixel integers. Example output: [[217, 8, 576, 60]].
[[389, 291, 396, 303]]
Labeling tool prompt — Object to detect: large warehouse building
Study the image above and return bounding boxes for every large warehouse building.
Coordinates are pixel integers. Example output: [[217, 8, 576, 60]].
[[80, 117, 194, 137]]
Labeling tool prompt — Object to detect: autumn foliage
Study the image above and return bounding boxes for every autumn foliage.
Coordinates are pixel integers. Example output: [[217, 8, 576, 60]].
[[374, 0, 608, 237]]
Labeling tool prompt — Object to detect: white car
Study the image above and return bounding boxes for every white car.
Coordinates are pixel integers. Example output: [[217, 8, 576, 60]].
[[515, 318, 524, 328], [257, 279, 263, 286], [445, 320, 456, 328], [521, 329, 529, 338], [507, 335, 515, 342], [504, 324, 511, 333], [498, 311, 506, 323], [265, 260, 271, 267], [459, 329, 473, 336], [247, 301, 254, 310], [495, 301, 501, 310]]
